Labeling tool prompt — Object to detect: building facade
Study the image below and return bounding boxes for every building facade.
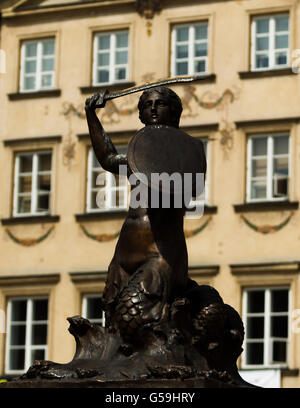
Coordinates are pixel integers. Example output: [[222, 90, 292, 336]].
[[0, 0, 299, 387]]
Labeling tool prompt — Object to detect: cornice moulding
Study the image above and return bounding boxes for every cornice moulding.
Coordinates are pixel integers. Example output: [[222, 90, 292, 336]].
[[0, 273, 60, 286], [235, 117, 300, 129], [69, 271, 107, 283], [230, 262, 300, 276], [188, 265, 219, 278], [2, 0, 135, 18], [3, 135, 62, 146]]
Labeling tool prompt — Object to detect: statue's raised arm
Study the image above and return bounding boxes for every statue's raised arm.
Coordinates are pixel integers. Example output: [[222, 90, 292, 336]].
[[85, 90, 127, 175]]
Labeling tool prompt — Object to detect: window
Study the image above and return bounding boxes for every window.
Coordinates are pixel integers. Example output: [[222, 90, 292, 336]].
[[86, 147, 128, 212], [93, 30, 129, 85], [247, 133, 289, 202], [171, 22, 208, 76], [82, 294, 105, 327], [242, 287, 290, 368], [5, 297, 49, 374], [251, 14, 289, 71], [186, 139, 208, 215], [13, 151, 52, 216], [20, 38, 55, 92]]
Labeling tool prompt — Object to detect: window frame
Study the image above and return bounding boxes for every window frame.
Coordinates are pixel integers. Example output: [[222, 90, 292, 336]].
[[86, 147, 128, 213], [82, 293, 105, 327], [171, 21, 209, 77], [242, 286, 291, 369], [20, 38, 56, 93], [92, 30, 129, 86], [251, 13, 290, 72], [246, 132, 290, 203], [5, 296, 49, 375], [13, 150, 53, 217]]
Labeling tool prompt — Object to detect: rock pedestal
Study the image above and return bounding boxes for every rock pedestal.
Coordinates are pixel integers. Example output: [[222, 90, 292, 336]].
[[1, 283, 255, 389]]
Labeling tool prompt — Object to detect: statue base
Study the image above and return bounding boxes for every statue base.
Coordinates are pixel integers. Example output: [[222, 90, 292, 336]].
[[0, 284, 256, 389], [0, 377, 249, 388]]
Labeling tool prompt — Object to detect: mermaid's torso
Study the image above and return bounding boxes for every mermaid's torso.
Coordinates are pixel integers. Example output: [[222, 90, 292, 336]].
[[114, 205, 188, 275]]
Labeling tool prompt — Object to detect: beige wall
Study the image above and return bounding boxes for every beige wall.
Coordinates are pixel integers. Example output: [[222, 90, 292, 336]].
[[0, 0, 299, 387]]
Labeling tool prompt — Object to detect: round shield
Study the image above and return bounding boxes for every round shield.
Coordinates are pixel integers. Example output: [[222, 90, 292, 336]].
[[127, 125, 206, 195]]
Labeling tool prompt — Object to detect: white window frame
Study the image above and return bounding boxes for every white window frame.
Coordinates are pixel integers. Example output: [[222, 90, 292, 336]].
[[171, 22, 209, 77], [5, 296, 49, 375], [246, 133, 290, 203], [13, 151, 52, 217], [93, 30, 129, 86], [242, 287, 291, 369], [86, 147, 128, 213], [20, 38, 55, 92], [251, 14, 289, 71], [82, 294, 105, 327]]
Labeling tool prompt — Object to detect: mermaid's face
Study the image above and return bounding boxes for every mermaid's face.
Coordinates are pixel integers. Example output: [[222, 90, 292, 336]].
[[139, 91, 173, 126]]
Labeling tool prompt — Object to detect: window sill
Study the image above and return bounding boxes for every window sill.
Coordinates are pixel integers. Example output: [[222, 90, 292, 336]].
[[1, 215, 60, 226], [186, 205, 217, 215], [240, 367, 299, 376], [238, 68, 295, 80], [8, 89, 61, 101], [281, 368, 299, 377], [80, 82, 136, 95], [233, 201, 299, 213], [76, 206, 217, 222], [204, 205, 217, 214], [0, 375, 19, 381], [75, 211, 127, 222]]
